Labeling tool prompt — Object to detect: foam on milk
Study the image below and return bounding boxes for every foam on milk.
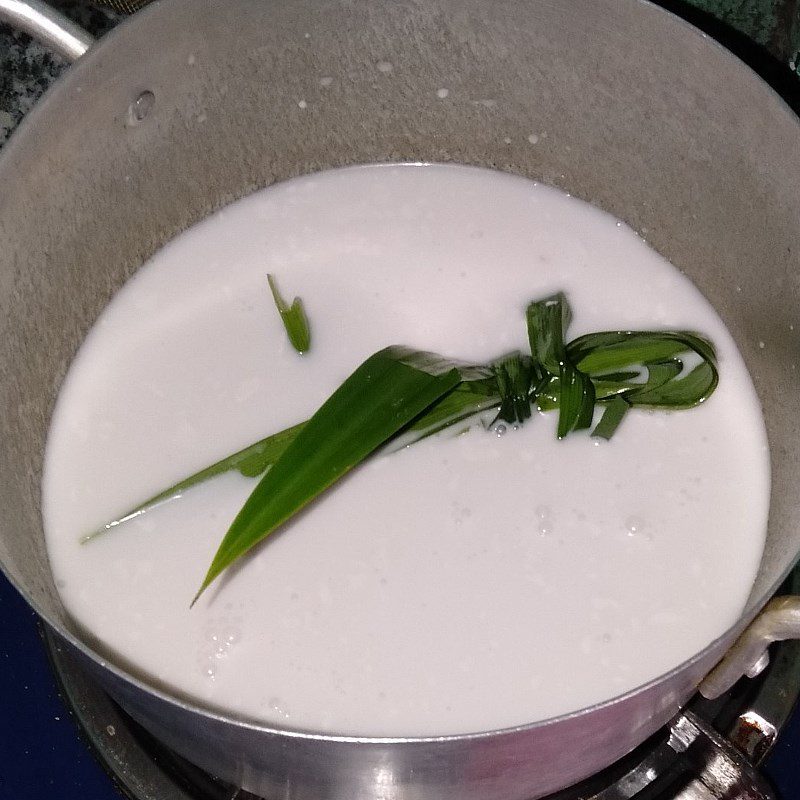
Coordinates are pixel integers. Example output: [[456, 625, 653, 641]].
[[42, 164, 770, 736]]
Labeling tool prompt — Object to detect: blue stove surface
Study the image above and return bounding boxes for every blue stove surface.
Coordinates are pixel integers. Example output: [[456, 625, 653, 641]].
[[1, 572, 126, 799], [2, 569, 799, 799]]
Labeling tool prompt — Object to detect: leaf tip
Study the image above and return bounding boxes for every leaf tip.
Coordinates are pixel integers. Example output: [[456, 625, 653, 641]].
[[190, 582, 208, 609], [191, 566, 219, 608]]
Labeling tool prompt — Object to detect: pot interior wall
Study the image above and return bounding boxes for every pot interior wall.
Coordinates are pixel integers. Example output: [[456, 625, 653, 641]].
[[1, 0, 799, 679]]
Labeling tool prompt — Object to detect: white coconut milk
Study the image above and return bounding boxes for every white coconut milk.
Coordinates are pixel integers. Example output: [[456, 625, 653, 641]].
[[42, 164, 770, 736]]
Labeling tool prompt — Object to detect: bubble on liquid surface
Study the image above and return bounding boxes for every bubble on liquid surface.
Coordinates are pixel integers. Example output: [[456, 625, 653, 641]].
[[624, 516, 644, 535], [625, 516, 652, 540], [198, 619, 242, 679], [535, 505, 553, 536], [268, 696, 291, 719]]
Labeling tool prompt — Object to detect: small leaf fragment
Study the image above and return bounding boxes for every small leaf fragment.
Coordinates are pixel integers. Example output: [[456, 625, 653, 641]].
[[592, 395, 630, 440], [268, 273, 311, 353]]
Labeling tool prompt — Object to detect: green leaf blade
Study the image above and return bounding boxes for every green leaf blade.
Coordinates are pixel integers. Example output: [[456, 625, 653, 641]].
[[628, 361, 718, 408], [194, 347, 462, 602], [557, 365, 596, 438], [569, 330, 718, 410], [396, 378, 501, 444], [527, 293, 570, 375], [492, 352, 536, 424], [80, 422, 305, 544], [526, 294, 596, 438], [585, 340, 682, 373], [85, 292, 722, 603]]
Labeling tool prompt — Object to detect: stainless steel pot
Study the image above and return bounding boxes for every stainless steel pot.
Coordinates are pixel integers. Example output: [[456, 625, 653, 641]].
[[1, 1, 799, 798]]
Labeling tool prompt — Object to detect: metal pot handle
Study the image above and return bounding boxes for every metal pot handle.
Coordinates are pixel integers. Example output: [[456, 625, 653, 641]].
[[0, 0, 94, 62], [700, 596, 800, 699]]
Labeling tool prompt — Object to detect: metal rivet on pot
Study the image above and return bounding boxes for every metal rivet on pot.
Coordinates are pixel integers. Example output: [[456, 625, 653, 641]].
[[126, 90, 155, 127]]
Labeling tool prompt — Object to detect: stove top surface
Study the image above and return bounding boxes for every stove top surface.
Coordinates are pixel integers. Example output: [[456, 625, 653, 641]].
[[1, 1, 800, 798]]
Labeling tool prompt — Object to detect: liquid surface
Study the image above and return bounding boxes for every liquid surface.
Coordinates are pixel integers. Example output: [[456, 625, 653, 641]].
[[42, 164, 770, 736]]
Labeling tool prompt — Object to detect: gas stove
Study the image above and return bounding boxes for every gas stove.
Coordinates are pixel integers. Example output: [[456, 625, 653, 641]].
[[1, 2, 799, 799]]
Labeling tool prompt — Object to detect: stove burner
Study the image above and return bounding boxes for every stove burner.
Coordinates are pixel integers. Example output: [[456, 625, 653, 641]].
[[43, 573, 800, 800]]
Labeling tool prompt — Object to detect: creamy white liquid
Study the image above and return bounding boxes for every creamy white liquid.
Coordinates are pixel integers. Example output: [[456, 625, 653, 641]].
[[42, 164, 770, 736]]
